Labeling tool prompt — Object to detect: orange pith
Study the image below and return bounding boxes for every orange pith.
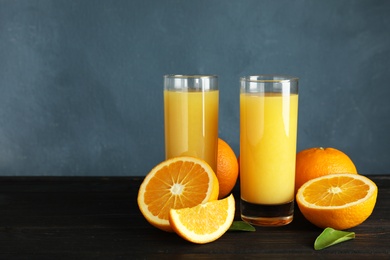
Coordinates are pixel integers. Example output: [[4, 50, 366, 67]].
[[137, 157, 219, 232], [296, 173, 377, 230]]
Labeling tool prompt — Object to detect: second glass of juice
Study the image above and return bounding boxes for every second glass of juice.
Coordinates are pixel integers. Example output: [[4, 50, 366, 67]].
[[163, 75, 219, 173], [240, 75, 299, 226]]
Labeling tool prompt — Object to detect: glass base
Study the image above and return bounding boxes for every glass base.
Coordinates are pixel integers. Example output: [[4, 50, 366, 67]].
[[240, 199, 294, 227]]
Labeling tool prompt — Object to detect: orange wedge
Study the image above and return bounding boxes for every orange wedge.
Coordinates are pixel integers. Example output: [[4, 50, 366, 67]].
[[137, 157, 219, 232], [296, 173, 378, 230], [169, 194, 235, 244]]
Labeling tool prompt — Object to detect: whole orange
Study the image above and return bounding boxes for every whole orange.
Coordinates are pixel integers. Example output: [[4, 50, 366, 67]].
[[217, 138, 239, 199], [295, 147, 357, 194], [237, 155, 240, 177]]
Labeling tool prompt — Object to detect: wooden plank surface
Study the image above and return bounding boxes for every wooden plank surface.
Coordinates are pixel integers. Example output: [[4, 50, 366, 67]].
[[0, 176, 389, 259]]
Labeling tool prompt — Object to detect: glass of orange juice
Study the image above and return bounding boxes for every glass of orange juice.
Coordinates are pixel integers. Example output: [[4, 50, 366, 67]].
[[163, 75, 219, 173], [240, 75, 299, 226]]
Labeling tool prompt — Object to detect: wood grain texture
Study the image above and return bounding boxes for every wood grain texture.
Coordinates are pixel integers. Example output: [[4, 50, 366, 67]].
[[0, 176, 389, 258]]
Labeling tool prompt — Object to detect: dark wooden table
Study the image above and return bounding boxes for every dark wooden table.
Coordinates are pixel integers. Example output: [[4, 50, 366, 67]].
[[0, 175, 389, 259]]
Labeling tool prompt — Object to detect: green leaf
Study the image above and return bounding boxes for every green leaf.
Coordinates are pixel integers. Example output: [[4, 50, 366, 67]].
[[228, 221, 256, 232], [314, 227, 355, 250]]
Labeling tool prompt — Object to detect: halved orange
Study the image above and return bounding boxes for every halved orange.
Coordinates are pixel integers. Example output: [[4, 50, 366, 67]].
[[169, 194, 235, 244], [296, 173, 378, 230], [137, 157, 219, 232]]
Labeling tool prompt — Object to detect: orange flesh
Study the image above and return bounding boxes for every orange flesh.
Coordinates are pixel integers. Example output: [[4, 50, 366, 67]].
[[144, 161, 210, 219], [177, 201, 229, 234], [303, 176, 370, 206]]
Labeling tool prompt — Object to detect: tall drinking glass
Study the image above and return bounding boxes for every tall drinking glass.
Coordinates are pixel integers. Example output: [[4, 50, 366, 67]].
[[164, 75, 219, 173], [240, 75, 299, 226]]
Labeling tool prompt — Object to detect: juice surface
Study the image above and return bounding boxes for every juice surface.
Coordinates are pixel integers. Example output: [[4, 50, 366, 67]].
[[240, 93, 298, 204], [164, 90, 218, 172]]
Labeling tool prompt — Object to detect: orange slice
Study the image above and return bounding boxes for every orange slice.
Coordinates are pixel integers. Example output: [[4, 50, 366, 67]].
[[137, 157, 219, 232], [296, 173, 378, 230], [169, 194, 235, 244]]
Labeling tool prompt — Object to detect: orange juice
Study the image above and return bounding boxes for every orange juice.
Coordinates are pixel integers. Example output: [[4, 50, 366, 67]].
[[164, 90, 219, 172], [240, 93, 298, 205]]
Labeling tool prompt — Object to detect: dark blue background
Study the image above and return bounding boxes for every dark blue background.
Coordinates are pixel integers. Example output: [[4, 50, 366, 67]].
[[0, 0, 389, 176]]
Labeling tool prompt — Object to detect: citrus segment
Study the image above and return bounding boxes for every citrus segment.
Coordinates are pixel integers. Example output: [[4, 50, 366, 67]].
[[295, 147, 358, 194], [296, 173, 377, 230], [137, 157, 219, 232], [216, 138, 239, 199], [169, 194, 235, 244]]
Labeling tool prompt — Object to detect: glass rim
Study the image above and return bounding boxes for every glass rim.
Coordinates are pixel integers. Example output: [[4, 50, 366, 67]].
[[240, 74, 299, 83], [164, 74, 218, 79]]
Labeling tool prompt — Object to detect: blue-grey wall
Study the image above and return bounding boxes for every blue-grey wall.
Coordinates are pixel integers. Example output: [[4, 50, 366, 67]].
[[0, 0, 389, 176]]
